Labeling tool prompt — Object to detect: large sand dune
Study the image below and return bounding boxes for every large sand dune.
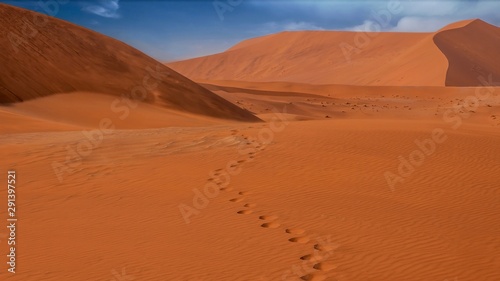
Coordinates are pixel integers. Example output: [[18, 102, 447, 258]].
[[169, 31, 445, 86], [0, 4, 259, 122], [168, 20, 499, 87], [434, 19, 500, 86]]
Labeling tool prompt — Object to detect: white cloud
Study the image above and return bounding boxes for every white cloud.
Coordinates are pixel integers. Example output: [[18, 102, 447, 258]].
[[82, 0, 121, 19], [283, 22, 325, 31], [399, 1, 461, 17], [256, 21, 325, 34], [392, 1, 500, 32], [343, 1, 500, 32], [391, 17, 454, 32], [345, 20, 381, 32], [250, 0, 500, 32]]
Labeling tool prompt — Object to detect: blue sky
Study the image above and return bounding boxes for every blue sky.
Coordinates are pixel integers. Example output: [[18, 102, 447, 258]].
[[2, 0, 499, 61]]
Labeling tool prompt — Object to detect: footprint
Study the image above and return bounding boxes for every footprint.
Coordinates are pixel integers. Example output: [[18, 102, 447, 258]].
[[300, 272, 327, 281], [220, 187, 234, 192], [237, 210, 253, 215], [314, 243, 340, 252], [313, 262, 337, 272], [229, 198, 244, 203], [237, 160, 246, 163], [259, 215, 278, 221], [244, 203, 257, 208], [261, 221, 281, 229], [286, 228, 305, 235], [299, 254, 322, 262], [239, 191, 252, 196], [289, 237, 310, 244]]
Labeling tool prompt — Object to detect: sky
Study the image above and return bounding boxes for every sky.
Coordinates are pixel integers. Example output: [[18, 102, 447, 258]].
[[2, 0, 499, 61]]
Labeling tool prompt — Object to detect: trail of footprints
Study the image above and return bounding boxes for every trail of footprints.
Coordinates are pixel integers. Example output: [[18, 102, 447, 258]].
[[239, 198, 339, 281], [207, 130, 340, 281]]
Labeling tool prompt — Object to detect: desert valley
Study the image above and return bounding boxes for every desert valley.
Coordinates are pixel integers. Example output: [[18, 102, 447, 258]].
[[0, 2, 499, 281]]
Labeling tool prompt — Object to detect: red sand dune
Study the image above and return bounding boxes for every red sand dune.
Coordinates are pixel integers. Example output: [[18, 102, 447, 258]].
[[168, 20, 499, 87], [434, 19, 500, 86], [0, 4, 259, 122], [168, 31, 446, 86], [0, 92, 235, 133]]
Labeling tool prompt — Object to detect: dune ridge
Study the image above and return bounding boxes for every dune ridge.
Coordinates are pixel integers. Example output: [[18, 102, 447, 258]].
[[434, 19, 500, 86], [0, 92, 236, 133], [0, 4, 259, 122], [168, 19, 499, 87], [169, 31, 446, 86]]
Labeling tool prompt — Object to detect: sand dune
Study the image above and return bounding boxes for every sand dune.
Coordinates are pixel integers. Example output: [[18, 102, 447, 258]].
[[0, 92, 235, 134], [169, 31, 446, 86], [168, 19, 499, 87], [434, 19, 500, 86], [0, 4, 258, 122], [1, 3, 499, 281]]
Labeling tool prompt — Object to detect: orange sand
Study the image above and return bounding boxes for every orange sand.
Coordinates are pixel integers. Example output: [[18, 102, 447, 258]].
[[1, 3, 499, 281]]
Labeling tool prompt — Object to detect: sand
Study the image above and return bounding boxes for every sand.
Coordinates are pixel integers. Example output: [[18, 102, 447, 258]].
[[1, 81, 499, 281], [1, 115, 500, 281], [168, 31, 448, 86], [1, 3, 499, 281], [168, 20, 500, 88], [434, 20, 500, 86], [0, 4, 258, 122]]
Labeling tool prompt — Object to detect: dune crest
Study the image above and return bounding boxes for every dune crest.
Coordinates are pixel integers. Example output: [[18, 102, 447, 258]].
[[168, 30, 449, 86], [169, 19, 499, 87], [434, 19, 500, 86], [437, 19, 477, 32]]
